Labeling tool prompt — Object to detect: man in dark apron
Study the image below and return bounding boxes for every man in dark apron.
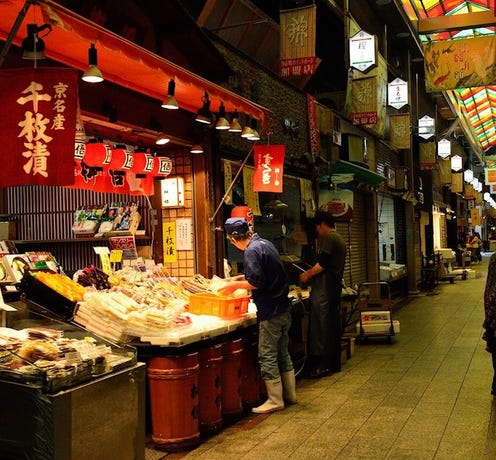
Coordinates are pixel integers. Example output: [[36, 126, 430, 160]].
[[300, 211, 346, 378]]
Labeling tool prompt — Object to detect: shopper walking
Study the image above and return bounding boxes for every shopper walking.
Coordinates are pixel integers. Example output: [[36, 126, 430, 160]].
[[472, 231, 482, 263], [219, 217, 296, 413], [300, 211, 347, 378]]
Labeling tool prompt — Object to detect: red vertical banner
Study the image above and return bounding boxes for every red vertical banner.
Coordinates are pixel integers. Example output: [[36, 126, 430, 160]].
[[307, 94, 319, 160], [253, 145, 285, 192], [0, 67, 78, 186]]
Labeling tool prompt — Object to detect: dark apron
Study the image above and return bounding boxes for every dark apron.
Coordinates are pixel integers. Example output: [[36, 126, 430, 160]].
[[308, 271, 342, 366]]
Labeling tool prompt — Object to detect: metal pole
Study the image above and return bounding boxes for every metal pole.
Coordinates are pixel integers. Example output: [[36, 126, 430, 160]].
[[0, 0, 35, 68]]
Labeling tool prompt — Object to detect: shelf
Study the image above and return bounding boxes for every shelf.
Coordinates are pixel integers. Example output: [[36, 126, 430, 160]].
[[14, 235, 151, 244]]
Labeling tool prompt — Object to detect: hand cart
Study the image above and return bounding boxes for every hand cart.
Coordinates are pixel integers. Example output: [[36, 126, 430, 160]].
[[356, 281, 398, 344]]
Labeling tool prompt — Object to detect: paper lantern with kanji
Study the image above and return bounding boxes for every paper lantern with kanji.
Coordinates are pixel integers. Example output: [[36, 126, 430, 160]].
[[108, 147, 133, 194], [153, 156, 173, 177], [128, 152, 154, 195], [71, 142, 112, 192]]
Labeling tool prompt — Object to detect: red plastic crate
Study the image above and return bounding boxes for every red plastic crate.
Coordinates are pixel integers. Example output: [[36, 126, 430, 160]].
[[188, 293, 250, 318]]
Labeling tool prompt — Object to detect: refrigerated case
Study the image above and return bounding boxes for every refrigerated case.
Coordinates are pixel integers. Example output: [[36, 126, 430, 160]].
[[0, 303, 145, 460]]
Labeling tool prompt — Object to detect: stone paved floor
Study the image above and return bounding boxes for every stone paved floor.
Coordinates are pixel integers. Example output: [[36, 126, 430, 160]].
[[150, 254, 496, 460]]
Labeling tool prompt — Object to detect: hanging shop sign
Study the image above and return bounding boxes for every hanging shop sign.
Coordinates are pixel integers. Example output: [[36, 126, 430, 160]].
[[451, 172, 463, 193], [253, 145, 285, 193], [451, 154, 463, 172], [418, 115, 435, 140], [389, 114, 411, 149], [437, 138, 451, 158], [349, 30, 376, 73], [0, 67, 78, 187], [387, 78, 408, 110], [485, 167, 496, 185], [419, 142, 436, 170], [279, 5, 317, 77], [350, 77, 377, 125], [307, 94, 319, 158], [424, 36, 496, 92]]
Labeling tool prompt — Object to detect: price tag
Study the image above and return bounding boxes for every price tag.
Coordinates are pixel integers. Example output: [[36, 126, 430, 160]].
[[110, 250, 123, 263]]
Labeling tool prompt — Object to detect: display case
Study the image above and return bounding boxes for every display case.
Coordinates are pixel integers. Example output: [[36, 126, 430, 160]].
[[0, 302, 145, 460]]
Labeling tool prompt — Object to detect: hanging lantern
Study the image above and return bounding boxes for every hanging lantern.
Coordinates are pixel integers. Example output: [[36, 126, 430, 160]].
[[128, 152, 154, 195], [82, 142, 112, 167], [110, 147, 134, 170], [152, 156, 173, 177]]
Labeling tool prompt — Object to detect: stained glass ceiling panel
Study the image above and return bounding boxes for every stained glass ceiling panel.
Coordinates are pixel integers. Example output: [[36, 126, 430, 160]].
[[399, 0, 496, 153]]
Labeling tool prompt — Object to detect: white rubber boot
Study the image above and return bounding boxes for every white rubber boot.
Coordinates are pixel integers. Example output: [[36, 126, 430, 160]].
[[252, 378, 285, 413], [281, 370, 297, 405]]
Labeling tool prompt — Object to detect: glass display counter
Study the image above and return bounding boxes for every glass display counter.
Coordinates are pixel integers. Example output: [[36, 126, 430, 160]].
[[0, 302, 145, 460]]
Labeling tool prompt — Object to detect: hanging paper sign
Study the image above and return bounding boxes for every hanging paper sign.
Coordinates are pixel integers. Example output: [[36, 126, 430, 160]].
[[419, 142, 436, 170], [279, 5, 317, 77], [0, 67, 78, 186], [349, 30, 376, 73], [451, 154, 463, 171], [418, 115, 435, 140], [485, 167, 496, 184], [387, 78, 408, 109], [437, 138, 451, 158], [350, 77, 377, 125], [389, 114, 411, 149], [451, 172, 463, 192], [307, 94, 319, 157], [153, 156, 173, 177], [163, 221, 177, 263], [253, 145, 285, 192]]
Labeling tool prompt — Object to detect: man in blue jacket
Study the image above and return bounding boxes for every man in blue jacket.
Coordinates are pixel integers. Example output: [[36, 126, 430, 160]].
[[219, 217, 296, 413]]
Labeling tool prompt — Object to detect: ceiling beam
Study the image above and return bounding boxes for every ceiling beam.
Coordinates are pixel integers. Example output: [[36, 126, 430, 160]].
[[418, 10, 496, 35]]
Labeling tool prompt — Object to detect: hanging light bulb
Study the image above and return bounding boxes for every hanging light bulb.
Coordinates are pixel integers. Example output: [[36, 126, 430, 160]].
[[82, 44, 104, 83], [228, 110, 242, 133], [22, 24, 51, 60], [248, 119, 260, 141], [241, 117, 254, 138], [161, 79, 179, 109], [215, 102, 230, 130], [190, 144, 204, 154], [195, 91, 212, 124], [156, 133, 170, 145]]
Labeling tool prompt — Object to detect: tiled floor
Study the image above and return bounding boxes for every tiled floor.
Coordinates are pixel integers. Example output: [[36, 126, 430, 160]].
[[149, 255, 496, 460]]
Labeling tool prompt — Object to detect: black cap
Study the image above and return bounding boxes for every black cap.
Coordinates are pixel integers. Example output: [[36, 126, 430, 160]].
[[224, 217, 249, 235]]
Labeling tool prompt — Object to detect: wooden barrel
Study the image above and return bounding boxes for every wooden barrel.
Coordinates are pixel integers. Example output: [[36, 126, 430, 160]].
[[220, 339, 243, 419], [241, 331, 261, 408], [198, 345, 223, 434], [147, 353, 200, 451]]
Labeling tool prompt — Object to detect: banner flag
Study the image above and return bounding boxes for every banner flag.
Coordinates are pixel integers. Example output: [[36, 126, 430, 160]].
[[419, 142, 436, 170], [389, 114, 411, 149], [279, 5, 317, 77], [253, 145, 285, 192], [0, 68, 78, 186], [424, 36, 496, 92]]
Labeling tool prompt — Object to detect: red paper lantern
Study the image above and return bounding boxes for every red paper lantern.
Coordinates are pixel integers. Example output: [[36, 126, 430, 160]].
[[152, 156, 173, 177], [82, 142, 112, 167], [110, 148, 134, 170]]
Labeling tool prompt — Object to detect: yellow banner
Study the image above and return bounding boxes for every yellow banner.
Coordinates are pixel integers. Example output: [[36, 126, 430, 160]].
[[389, 114, 411, 149], [424, 36, 496, 92], [280, 5, 316, 59], [163, 221, 177, 263], [419, 142, 436, 170], [345, 52, 387, 137], [438, 158, 451, 184], [451, 172, 463, 193], [280, 5, 317, 77], [471, 207, 482, 226]]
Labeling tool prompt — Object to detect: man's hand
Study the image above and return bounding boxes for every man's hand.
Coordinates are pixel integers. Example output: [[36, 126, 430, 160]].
[[218, 283, 238, 296], [299, 270, 311, 284]]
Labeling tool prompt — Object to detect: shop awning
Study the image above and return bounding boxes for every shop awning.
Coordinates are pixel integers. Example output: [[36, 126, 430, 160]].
[[0, 0, 269, 122], [332, 160, 387, 186]]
